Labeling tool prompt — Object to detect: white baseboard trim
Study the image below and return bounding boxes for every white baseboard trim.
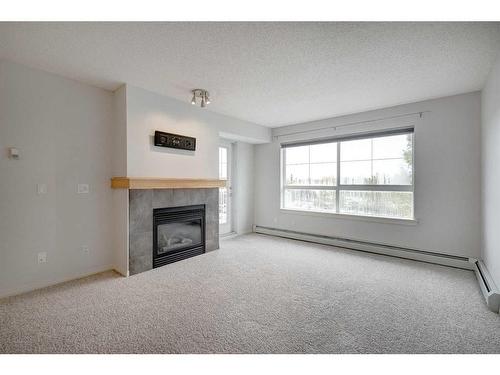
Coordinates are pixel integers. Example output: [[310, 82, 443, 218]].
[[113, 265, 128, 277], [220, 231, 239, 240], [471, 259, 500, 313], [0, 264, 116, 299], [253, 225, 473, 270]]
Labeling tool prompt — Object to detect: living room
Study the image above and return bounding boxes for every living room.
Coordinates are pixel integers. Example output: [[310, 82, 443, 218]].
[[1, 1, 500, 373]]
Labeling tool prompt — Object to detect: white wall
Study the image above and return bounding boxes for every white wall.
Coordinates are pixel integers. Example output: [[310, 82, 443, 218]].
[[233, 142, 255, 234], [481, 54, 500, 286], [0, 64, 270, 293], [124, 85, 269, 246], [0, 61, 115, 297], [111, 85, 129, 276], [125, 85, 270, 179], [255, 92, 482, 258]]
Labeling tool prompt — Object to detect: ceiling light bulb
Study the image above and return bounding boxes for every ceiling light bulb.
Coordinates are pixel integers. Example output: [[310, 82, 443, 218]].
[[205, 94, 210, 105], [191, 93, 196, 105]]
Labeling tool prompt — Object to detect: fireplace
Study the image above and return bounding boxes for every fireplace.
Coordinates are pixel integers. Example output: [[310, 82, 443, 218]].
[[127, 189, 218, 276], [153, 204, 206, 268]]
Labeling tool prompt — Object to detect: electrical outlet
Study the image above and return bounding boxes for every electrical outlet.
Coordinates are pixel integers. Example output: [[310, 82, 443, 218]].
[[77, 184, 89, 194], [37, 252, 47, 264], [81, 246, 89, 255]]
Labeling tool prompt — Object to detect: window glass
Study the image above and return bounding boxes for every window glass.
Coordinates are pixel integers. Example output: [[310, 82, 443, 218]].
[[340, 138, 371, 161], [219, 187, 228, 224], [286, 145, 309, 165], [286, 164, 309, 185], [372, 159, 411, 185], [310, 163, 336, 186], [310, 143, 337, 163], [219, 147, 227, 180], [372, 134, 410, 159], [372, 133, 413, 185], [219, 147, 228, 224], [281, 131, 414, 220], [284, 189, 336, 212], [339, 190, 413, 219], [340, 160, 371, 184]]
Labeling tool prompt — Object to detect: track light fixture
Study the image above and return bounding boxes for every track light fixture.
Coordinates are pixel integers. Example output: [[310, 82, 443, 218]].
[[190, 89, 210, 108]]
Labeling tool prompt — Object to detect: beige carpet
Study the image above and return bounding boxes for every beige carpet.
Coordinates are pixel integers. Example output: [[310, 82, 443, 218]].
[[1, 233, 499, 353]]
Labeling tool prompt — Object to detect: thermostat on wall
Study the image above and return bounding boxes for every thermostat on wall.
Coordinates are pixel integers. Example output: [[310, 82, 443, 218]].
[[154, 131, 196, 151]]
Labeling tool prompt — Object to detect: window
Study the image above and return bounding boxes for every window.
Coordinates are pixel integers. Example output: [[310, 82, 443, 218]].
[[219, 147, 228, 224], [281, 129, 414, 220]]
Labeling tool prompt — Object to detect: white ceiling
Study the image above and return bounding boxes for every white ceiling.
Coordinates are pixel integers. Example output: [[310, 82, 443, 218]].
[[1, 22, 499, 127]]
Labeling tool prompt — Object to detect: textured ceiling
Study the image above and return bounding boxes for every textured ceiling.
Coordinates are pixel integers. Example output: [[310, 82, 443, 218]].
[[1, 22, 499, 127]]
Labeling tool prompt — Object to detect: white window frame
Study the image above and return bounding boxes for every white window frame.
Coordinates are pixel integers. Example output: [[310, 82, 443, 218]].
[[280, 128, 416, 222]]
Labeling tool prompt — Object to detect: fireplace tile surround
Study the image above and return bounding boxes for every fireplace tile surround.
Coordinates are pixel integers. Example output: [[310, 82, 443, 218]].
[[129, 188, 219, 275]]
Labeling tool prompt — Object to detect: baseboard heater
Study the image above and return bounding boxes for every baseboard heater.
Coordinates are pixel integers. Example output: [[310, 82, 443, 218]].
[[472, 259, 500, 313], [253, 225, 473, 270]]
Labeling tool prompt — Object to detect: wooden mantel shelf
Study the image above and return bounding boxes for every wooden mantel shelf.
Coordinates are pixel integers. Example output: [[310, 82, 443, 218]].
[[111, 177, 226, 189]]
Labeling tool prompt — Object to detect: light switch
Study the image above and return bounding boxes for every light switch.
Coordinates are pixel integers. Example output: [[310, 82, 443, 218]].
[[77, 184, 89, 194], [37, 183, 47, 195], [9, 148, 20, 159]]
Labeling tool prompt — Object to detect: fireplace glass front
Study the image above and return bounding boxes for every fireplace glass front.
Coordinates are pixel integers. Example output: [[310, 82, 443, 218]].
[[157, 220, 202, 254], [153, 205, 205, 268]]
